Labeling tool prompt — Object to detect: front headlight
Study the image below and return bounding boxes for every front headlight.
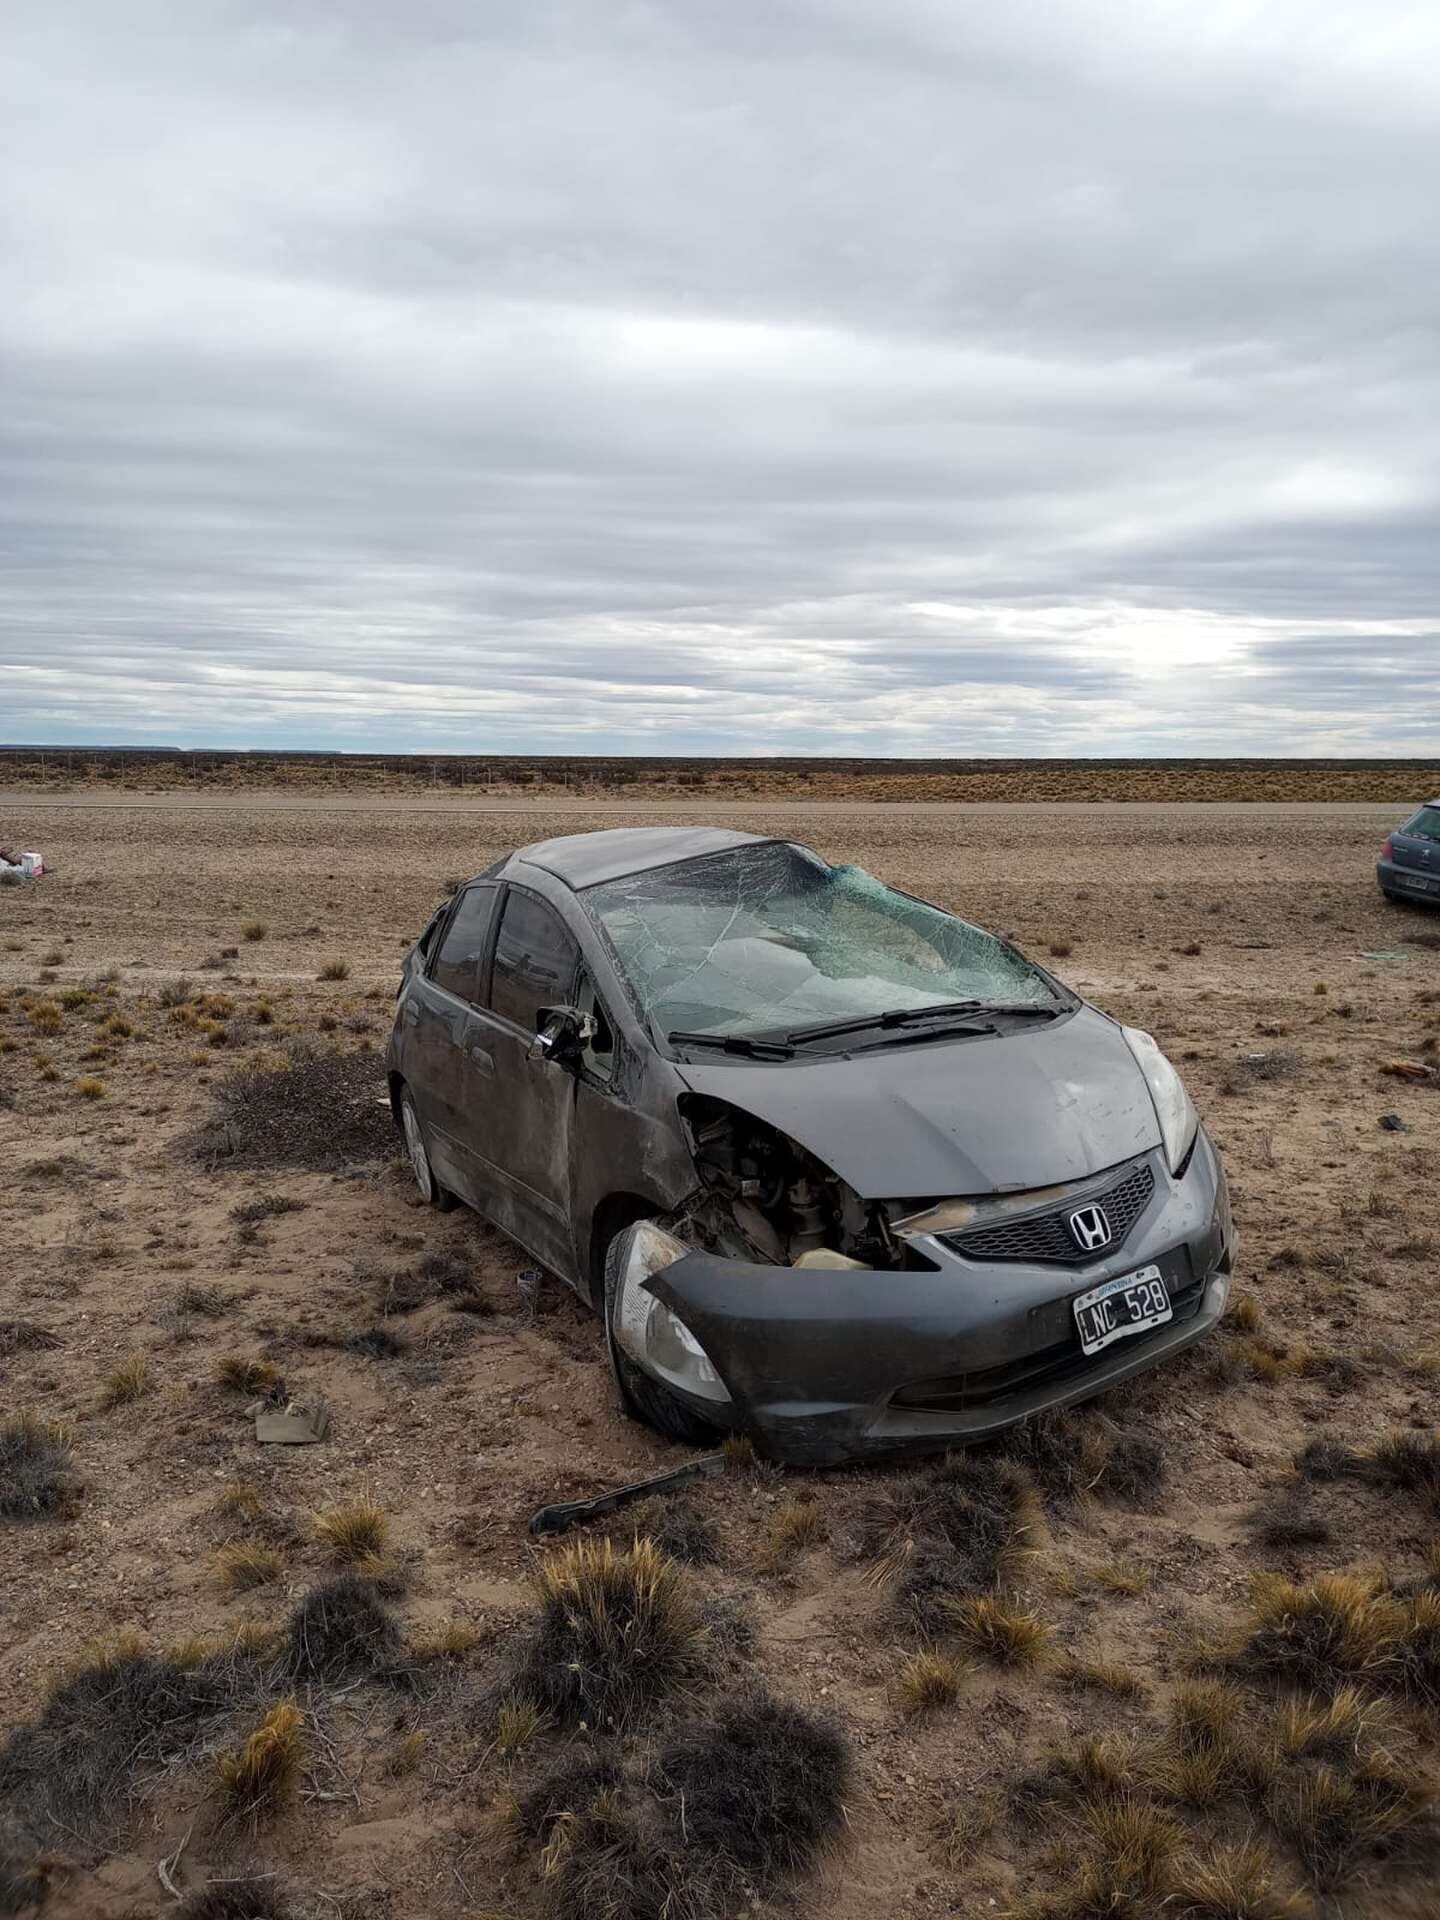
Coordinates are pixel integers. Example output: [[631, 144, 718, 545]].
[[1122, 1026, 1199, 1174], [613, 1222, 731, 1404]]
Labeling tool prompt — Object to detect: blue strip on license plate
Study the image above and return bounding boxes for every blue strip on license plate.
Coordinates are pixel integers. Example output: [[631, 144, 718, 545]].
[[1073, 1264, 1173, 1355]]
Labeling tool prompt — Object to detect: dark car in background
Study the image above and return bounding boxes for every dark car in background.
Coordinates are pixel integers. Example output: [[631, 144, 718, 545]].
[[1378, 801, 1440, 907], [386, 829, 1235, 1463]]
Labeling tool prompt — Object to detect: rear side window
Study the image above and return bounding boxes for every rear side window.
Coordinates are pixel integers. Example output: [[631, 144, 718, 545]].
[[1403, 806, 1440, 843], [429, 884, 499, 1004], [491, 890, 580, 1029]]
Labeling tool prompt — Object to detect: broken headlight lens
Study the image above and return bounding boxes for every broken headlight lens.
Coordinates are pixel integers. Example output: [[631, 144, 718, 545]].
[[614, 1222, 731, 1404], [1122, 1026, 1199, 1175]]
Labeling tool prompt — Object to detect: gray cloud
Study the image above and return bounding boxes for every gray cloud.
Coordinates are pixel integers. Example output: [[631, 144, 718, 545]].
[[2, 0, 1437, 754]]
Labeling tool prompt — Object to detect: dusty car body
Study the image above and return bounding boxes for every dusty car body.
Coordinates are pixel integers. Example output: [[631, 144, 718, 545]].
[[387, 829, 1235, 1463], [1378, 800, 1440, 907]]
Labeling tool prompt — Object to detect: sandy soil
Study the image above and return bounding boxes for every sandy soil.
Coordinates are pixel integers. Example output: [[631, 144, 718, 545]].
[[2, 793, 1438, 1919]]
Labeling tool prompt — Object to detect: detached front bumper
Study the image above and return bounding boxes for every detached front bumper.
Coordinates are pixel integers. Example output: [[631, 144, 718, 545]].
[[647, 1129, 1235, 1465]]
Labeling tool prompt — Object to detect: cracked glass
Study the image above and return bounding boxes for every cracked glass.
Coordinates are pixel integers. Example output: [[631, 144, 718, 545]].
[[582, 841, 1056, 1041]]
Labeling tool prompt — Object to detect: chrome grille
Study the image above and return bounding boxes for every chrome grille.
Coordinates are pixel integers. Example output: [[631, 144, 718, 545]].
[[941, 1160, 1156, 1266]]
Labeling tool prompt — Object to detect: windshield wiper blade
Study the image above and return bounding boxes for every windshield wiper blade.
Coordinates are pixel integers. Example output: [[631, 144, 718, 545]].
[[784, 999, 1053, 1045], [667, 1029, 796, 1059]]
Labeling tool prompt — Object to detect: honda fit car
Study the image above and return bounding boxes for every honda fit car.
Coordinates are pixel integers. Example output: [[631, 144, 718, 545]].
[[1378, 800, 1440, 907], [387, 829, 1235, 1463]]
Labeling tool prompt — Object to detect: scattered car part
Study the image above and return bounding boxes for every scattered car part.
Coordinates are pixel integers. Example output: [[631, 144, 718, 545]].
[[255, 1394, 330, 1444], [528, 1452, 725, 1537]]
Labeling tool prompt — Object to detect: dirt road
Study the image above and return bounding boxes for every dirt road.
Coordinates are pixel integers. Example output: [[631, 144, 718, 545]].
[[1, 795, 1437, 1919]]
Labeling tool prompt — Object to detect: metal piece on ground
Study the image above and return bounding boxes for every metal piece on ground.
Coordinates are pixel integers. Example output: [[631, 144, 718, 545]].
[[529, 1451, 725, 1537], [256, 1394, 330, 1444]]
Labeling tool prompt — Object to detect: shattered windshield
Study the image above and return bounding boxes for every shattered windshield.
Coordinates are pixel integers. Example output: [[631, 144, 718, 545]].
[[582, 841, 1059, 1044]]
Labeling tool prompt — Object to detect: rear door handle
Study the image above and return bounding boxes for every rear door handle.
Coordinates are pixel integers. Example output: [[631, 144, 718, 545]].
[[466, 1042, 493, 1076]]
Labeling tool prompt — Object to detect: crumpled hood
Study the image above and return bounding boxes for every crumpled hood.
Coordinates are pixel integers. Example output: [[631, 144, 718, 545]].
[[675, 1006, 1163, 1199]]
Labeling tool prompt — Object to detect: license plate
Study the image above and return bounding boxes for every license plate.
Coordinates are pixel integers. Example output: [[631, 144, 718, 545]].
[[1073, 1264, 1172, 1356], [1404, 876, 1438, 893]]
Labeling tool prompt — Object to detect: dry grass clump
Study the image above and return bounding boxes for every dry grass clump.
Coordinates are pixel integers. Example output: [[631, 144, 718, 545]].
[[318, 958, 350, 981], [1014, 1794, 1183, 1919], [493, 1693, 548, 1758], [369, 1247, 486, 1315], [1246, 1482, 1335, 1551], [897, 1649, 966, 1714], [73, 1075, 106, 1100], [0, 1321, 61, 1359], [1159, 1682, 1273, 1807], [931, 1791, 1001, 1869], [1367, 1430, 1440, 1509], [655, 1687, 851, 1881], [510, 1538, 711, 1731], [215, 1356, 283, 1396], [537, 1782, 703, 1920], [947, 1593, 1053, 1666], [856, 1453, 1042, 1631], [229, 1192, 306, 1227], [1278, 1687, 1395, 1768], [757, 1495, 825, 1569], [98, 1353, 150, 1409], [409, 1619, 478, 1662], [314, 1497, 389, 1564], [285, 1574, 402, 1682], [186, 1045, 392, 1172], [1267, 1755, 1436, 1889], [217, 1701, 304, 1824], [0, 1414, 77, 1520], [600, 1487, 718, 1566], [241, 920, 268, 942], [1241, 1572, 1401, 1690], [1165, 1840, 1312, 1919], [0, 1636, 267, 1840], [1058, 1656, 1148, 1700], [212, 1544, 284, 1594]]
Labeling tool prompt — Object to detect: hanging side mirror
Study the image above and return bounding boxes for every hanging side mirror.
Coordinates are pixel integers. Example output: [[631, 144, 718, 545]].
[[528, 1004, 598, 1068]]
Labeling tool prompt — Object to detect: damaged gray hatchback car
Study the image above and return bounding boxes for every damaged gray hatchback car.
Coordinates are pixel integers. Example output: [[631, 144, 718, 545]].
[[387, 829, 1235, 1463]]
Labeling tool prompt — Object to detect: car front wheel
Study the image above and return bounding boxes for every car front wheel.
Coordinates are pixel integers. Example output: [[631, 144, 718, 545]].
[[603, 1223, 720, 1447], [399, 1088, 455, 1211]]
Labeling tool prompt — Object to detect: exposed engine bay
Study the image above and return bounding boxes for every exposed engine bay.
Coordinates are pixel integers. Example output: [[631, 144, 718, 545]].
[[668, 1095, 904, 1269]]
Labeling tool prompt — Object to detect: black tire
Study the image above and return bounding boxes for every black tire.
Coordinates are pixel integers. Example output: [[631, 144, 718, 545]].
[[398, 1087, 456, 1211], [603, 1224, 720, 1446]]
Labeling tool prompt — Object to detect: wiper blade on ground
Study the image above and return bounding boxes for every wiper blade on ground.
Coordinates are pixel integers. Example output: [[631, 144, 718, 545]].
[[667, 1029, 796, 1059], [784, 1000, 1057, 1046]]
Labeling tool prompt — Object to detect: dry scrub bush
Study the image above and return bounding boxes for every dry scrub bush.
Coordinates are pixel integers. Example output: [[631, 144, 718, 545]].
[[510, 1537, 711, 1731], [98, 1354, 150, 1409], [0, 1415, 76, 1520], [217, 1701, 304, 1824], [318, 958, 350, 981], [897, 1649, 966, 1714], [215, 1356, 282, 1396], [314, 1497, 389, 1564], [946, 1593, 1053, 1666], [655, 1687, 851, 1882], [212, 1544, 283, 1594], [285, 1574, 401, 1682], [178, 1879, 292, 1920]]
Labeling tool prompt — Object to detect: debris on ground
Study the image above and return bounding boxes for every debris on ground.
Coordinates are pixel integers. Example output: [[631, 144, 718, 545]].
[[1382, 1059, 1437, 1083], [530, 1454, 725, 1537], [515, 1267, 545, 1316], [1378, 1113, 1412, 1132], [0, 850, 43, 882]]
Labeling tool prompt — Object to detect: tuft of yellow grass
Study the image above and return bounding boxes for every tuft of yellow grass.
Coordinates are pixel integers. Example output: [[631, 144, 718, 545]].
[[1228, 1293, 1263, 1332], [215, 1356, 282, 1396], [1060, 1655, 1149, 1699], [215, 1480, 268, 1521], [99, 1353, 150, 1409], [897, 1649, 966, 1715], [212, 1543, 284, 1593], [1165, 1839, 1312, 1919], [73, 1075, 106, 1100], [318, 958, 350, 981], [757, 1496, 824, 1569], [494, 1693, 547, 1757], [410, 1619, 479, 1661], [1091, 1559, 1151, 1596], [946, 1593, 1052, 1666], [315, 1496, 389, 1564], [218, 1700, 305, 1821], [241, 920, 268, 942]]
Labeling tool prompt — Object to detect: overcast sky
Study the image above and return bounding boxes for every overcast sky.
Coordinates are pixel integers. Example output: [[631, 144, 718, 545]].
[[3, 1, 1437, 757]]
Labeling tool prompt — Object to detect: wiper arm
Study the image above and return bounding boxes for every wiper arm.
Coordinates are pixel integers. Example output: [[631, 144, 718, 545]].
[[785, 999, 1055, 1046], [667, 1029, 796, 1060]]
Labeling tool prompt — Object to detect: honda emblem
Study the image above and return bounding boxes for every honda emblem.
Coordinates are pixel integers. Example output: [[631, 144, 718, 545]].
[[1070, 1204, 1112, 1252]]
